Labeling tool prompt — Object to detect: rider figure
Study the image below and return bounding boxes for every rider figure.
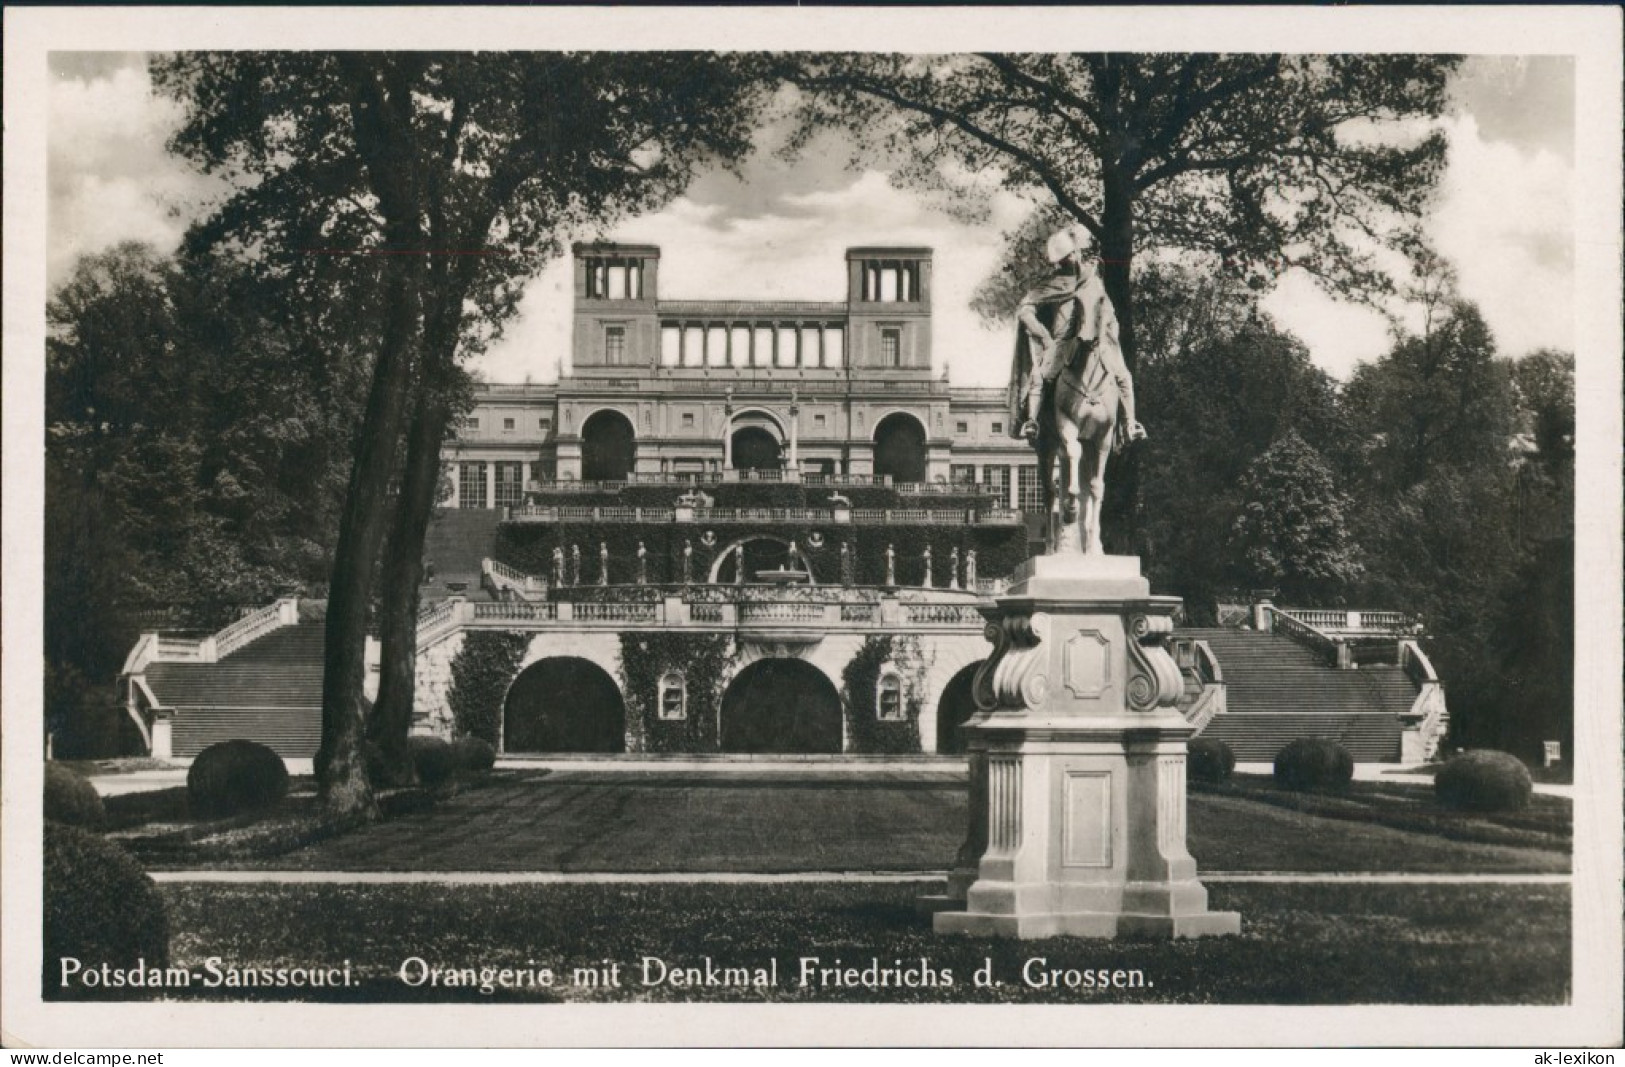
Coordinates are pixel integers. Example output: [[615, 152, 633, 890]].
[[1010, 227, 1145, 446]]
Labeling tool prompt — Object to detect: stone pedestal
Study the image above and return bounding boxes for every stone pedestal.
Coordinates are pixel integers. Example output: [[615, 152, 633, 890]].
[[922, 554, 1239, 939]]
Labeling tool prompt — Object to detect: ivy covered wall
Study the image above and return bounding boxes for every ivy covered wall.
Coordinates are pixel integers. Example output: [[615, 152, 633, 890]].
[[841, 633, 931, 754], [617, 632, 734, 753], [445, 631, 530, 745]]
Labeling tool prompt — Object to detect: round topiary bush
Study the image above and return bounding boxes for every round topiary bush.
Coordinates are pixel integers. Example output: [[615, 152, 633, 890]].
[[451, 737, 497, 774], [1435, 750, 1533, 812], [409, 736, 457, 787], [45, 763, 106, 828], [1187, 738, 1236, 783], [187, 739, 289, 817], [1273, 738, 1354, 792], [44, 823, 169, 992]]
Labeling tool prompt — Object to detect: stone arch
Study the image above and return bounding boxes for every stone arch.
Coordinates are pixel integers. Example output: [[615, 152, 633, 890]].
[[934, 660, 985, 756], [707, 535, 819, 585], [731, 426, 782, 471], [503, 656, 626, 753], [720, 656, 844, 754], [873, 410, 928, 483], [581, 408, 636, 481]]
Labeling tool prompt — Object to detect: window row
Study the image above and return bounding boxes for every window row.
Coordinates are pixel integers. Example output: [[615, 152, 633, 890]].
[[458, 416, 553, 433], [456, 461, 547, 509], [583, 259, 646, 301], [658, 323, 844, 369], [858, 260, 924, 303]]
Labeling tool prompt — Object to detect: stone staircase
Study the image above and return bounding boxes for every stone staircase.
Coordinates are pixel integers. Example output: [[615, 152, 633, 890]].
[[142, 622, 324, 758], [1184, 627, 1418, 762], [421, 508, 504, 601]]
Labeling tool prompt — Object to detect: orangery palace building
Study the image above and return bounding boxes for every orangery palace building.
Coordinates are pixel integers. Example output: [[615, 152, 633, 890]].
[[120, 244, 1447, 764]]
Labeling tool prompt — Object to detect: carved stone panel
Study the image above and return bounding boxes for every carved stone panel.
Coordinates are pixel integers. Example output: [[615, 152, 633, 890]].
[[1062, 629, 1111, 701], [1062, 771, 1113, 868]]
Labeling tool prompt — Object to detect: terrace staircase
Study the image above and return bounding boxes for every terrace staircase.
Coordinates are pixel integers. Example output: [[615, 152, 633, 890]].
[[140, 619, 324, 758], [421, 508, 504, 601], [1184, 627, 1417, 762]]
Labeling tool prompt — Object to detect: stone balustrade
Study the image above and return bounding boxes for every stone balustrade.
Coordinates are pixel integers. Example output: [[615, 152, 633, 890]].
[[507, 503, 1013, 525], [413, 587, 992, 648]]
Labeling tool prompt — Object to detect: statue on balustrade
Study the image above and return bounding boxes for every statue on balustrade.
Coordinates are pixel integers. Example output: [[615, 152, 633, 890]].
[[1007, 226, 1146, 555], [599, 542, 610, 586], [965, 548, 977, 587], [682, 540, 694, 585], [922, 544, 933, 589], [551, 546, 564, 588], [949, 547, 960, 591], [885, 543, 896, 587], [840, 541, 853, 585], [636, 541, 648, 585], [570, 544, 582, 587]]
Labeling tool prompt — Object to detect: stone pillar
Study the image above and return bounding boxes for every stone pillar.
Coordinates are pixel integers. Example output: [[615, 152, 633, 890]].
[[922, 554, 1239, 939], [150, 708, 174, 760], [485, 462, 497, 509]]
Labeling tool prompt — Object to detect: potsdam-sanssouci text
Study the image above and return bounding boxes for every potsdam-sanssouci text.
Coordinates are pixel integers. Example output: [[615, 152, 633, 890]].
[[59, 957, 354, 989]]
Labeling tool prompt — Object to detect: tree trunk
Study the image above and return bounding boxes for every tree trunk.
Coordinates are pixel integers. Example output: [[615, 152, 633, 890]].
[[368, 382, 454, 783], [1099, 165, 1141, 555], [317, 252, 420, 823], [317, 57, 426, 824]]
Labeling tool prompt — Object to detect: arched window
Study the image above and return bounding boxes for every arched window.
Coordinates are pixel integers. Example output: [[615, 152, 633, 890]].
[[876, 667, 905, 721], [658, 672, 687, 720]]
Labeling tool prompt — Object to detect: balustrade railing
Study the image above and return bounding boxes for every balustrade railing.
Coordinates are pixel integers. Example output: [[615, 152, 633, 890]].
[[904, 603, 983, 625], [689, 603, 725, 623], [473, 601, 558, 622], [839, 604, 878, 623], [1265, 607, 1341, 666], [213, 598, 297, 660], [1277, 607, 1420, 634], [739, 602, 824, 623], [574, 602, 660, 623]]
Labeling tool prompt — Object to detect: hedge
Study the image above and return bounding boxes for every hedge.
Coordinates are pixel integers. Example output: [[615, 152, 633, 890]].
[[187, 740, 289, 817], [409, 736, 457, 787], [451, 736, 498, 774], [45, 763, 106, 828], [44, 823, 169, 997], [1188, 738, 1236, 783], [1273, 738, 1354, 792], [1435, 750, 1533, 812]]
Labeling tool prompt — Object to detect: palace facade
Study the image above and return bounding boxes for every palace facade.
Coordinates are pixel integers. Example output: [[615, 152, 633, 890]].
[[441, 243, 1045, 512]]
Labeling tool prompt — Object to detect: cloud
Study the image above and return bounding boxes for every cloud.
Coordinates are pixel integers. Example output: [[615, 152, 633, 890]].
[[1430, 113, 1573, 358], [480, 168, 1031, 387], [47, 61, 220, 287]]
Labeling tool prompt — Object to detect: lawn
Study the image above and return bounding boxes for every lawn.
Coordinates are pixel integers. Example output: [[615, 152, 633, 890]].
[[71, 880, 1565, 1004], [109, 767, 1570, 875]]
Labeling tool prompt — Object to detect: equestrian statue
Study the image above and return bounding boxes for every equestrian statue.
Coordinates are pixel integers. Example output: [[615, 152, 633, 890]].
[[1008, 226, 1146, 555]]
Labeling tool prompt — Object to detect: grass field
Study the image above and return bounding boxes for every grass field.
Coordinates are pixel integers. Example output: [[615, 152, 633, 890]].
[[109, 768, 1570, 875], [62, 767, 1575, 1005], [91, 880, 1565, 1004]]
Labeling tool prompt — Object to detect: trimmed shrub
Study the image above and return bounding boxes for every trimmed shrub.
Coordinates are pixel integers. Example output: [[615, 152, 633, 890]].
[[1273, 738, 1353, 792], [44, 823, 169, 993], [451, 736, 497, 774], [1187, 738, 1235, 783], [409, 736, 457, 787], [1435, 750, 1533, 812], [187, 740, 289, 817], [45, 763, 106, 828]]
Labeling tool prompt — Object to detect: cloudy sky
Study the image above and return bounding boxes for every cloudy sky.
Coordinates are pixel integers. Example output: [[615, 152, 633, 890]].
[[47, 53, 1574, 387]]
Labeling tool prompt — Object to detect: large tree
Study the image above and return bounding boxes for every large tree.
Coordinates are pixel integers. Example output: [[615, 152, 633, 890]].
[[153, 53, 770, 817], [45, 241, 370, 752], [791, 52, 1459, 546]]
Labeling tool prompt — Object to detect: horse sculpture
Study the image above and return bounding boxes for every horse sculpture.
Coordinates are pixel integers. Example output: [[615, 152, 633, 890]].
[[1033, 335, 1141, 555]]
